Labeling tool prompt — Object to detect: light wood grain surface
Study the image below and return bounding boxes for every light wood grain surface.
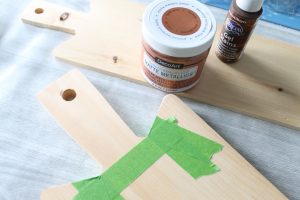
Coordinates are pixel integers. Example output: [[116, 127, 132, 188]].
[[22, 0, 300, 130], [38, 70, 287, 199]]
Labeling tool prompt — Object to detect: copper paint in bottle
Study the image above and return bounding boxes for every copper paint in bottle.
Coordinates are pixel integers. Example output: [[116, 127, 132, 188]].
[[216, 0, 263, 63]]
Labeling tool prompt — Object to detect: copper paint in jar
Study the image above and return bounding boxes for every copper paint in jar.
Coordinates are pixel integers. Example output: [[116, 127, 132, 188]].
[[162, 8, 201, 36], [142, 0, 217, 92]]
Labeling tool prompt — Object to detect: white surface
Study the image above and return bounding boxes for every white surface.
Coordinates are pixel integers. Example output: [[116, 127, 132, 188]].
[[142, 0, 216, 57], [236, 0, 263, 12], [0, 0, 300, 200]]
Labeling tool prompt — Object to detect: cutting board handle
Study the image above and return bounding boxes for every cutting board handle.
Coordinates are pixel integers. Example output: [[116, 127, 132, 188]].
[[21, 0, 83, 34], [38, 70, 141, 168]]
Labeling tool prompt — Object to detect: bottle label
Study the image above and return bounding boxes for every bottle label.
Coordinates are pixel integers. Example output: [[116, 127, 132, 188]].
[[225, 18, 244, 36], [216, 8, 260, 62]]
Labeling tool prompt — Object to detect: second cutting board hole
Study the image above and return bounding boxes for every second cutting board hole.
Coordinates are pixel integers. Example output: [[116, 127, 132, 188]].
[[61, 89, 76, 101], [35, 8, 44, 14]]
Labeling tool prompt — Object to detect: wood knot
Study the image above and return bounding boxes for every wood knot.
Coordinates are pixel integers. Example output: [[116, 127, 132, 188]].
[[277, 88, 284, 92], [113, 56, 118, 63], [60, 12, 70, 21]]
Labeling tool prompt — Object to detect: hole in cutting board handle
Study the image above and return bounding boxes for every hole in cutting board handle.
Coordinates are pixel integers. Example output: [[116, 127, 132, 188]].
[[61, 89, 76, 101], [35, 8, 44, 14]]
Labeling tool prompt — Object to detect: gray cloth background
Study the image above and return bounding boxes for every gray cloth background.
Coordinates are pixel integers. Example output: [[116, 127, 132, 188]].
[[0, 0, 299, 199]]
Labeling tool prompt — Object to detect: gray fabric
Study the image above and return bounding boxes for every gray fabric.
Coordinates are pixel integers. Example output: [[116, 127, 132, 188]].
[[0, 0, 299, 199]]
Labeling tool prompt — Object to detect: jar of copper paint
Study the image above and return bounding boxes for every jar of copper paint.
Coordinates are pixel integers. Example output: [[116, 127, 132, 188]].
[[142, 0, 216, 92]]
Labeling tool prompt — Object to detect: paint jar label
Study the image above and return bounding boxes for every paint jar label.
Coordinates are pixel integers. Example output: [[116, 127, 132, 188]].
[[142, 47, 209, 93], [144, 52, 198, 81]]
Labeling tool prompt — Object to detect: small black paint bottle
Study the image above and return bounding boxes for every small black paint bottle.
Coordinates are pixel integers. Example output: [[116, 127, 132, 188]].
[[216, 0, 263, 63]]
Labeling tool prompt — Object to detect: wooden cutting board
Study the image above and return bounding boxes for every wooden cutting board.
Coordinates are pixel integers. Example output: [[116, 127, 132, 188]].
[[38, 70, 286, 199], [22, 0, 300, 130]]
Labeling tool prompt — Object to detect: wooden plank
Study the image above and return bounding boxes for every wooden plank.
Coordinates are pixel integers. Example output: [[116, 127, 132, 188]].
[[38, 70, 287, 199], [22, 0, 300, 130]]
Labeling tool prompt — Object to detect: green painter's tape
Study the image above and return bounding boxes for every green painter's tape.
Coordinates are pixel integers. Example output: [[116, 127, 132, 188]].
[[73, 117, 223, 200]]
